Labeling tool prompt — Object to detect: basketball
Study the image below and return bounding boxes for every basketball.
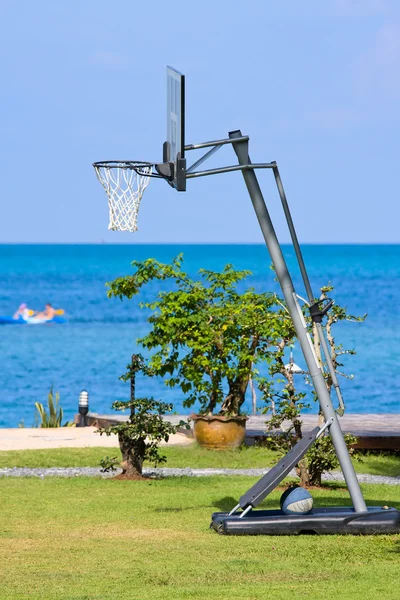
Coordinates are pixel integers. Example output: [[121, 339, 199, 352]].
[[280, 486, 313, 515]]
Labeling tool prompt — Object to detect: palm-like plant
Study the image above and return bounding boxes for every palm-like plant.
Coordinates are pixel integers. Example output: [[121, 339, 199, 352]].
[[35, 387, 74, 427]]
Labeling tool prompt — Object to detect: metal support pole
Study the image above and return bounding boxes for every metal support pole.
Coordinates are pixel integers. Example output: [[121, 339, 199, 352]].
[[229, 129, 367, 512], [184, 135, 249, 151], [187, 145, 221, 174], [272, 166, 314, 300], [272, 165, 345, 415], [130, 353, 141, 419], [186, 162, 275, 179]]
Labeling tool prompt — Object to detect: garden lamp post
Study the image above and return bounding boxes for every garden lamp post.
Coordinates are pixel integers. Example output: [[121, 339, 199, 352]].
[[78, 390, 89, 427]]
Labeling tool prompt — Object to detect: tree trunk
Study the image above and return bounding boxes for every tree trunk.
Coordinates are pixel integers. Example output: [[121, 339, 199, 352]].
[[249, 372, 257, 415], [296, 458, 310, 487], [206, 374, 221, 414], [220, 376, 249, 415], [309, 469, 322, 487], [118, 432, 146, 478]]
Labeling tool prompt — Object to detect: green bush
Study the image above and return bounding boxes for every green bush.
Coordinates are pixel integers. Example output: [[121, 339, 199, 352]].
[[97, 394, 188, 477], [306, 433, 361, 486]]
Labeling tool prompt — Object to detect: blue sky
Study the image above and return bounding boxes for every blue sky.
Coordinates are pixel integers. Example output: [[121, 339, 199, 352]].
[[1, 0, 399, 243]]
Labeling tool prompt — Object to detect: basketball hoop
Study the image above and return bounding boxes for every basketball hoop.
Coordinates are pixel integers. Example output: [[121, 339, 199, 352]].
[[93, 161, 154, 232]]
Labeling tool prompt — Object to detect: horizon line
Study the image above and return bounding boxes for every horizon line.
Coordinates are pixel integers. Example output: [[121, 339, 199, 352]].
[[0, 241, 399, 246]]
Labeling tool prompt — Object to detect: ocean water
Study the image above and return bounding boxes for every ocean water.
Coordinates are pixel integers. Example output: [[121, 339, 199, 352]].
[[0, 244, 399, 428]]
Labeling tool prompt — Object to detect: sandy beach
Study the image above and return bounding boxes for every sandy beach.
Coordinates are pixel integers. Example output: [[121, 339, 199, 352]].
[[0, 427, 193, 451]]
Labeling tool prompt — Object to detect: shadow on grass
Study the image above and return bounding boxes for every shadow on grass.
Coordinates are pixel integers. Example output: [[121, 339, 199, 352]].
[[154, 507, 184, 513], [212, 497, 239, 511], [155, 503, 216, 513], [391, 539, 400, 553]]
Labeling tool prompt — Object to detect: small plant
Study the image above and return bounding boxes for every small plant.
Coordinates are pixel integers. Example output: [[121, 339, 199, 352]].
[[306, 433, 360, 487], [97, 396, 188, 479], [34, 387, 74, 428], [99, 456, 120, 473]]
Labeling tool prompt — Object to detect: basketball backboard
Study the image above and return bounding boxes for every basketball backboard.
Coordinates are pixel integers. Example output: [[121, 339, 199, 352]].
[[165, 66, 186, 191]]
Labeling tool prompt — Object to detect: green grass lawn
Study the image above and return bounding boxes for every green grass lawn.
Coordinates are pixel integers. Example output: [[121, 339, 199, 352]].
[[0, 476, 399, 599], [1, 444, 399, 477]]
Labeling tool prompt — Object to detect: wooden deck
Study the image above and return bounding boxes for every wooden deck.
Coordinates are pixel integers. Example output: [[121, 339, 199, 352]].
[[86, 412, 400, 450], [244, 414, 400, 450]]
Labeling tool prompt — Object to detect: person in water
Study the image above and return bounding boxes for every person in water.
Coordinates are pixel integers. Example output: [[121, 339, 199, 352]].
[[34, 303, 56, 320], [13, 303, 31, 320]]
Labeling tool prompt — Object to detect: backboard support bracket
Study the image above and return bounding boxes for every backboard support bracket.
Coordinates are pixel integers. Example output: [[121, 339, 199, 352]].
[[154, 161, 173, 180], [175, 155, 186, 191]]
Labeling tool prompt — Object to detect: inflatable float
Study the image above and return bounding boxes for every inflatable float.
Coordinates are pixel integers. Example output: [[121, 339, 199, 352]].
[[0, 309, 67, 325]]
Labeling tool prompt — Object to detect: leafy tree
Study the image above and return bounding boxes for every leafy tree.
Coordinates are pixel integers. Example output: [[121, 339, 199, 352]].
[[260, 285, 365, 486], [108, 254, 283, 416], [311, 284, 366, 396], [306, 433, 359, 487], [98, 396, 185, 479], [97, 354, 187, 479]]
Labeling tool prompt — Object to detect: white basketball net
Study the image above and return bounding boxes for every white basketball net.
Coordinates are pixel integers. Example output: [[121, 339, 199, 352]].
[[94, 163, 152, 232]]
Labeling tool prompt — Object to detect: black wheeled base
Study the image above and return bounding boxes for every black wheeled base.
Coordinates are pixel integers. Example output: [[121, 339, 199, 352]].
[[211, 507, 400, 536]]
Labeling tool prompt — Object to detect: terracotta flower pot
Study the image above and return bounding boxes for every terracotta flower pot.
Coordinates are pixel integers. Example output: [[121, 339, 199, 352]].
[[192, 414, 248, 449]]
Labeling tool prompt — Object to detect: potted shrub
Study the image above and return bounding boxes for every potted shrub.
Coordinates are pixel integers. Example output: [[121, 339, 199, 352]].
[[107, 254, 282, 449]]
